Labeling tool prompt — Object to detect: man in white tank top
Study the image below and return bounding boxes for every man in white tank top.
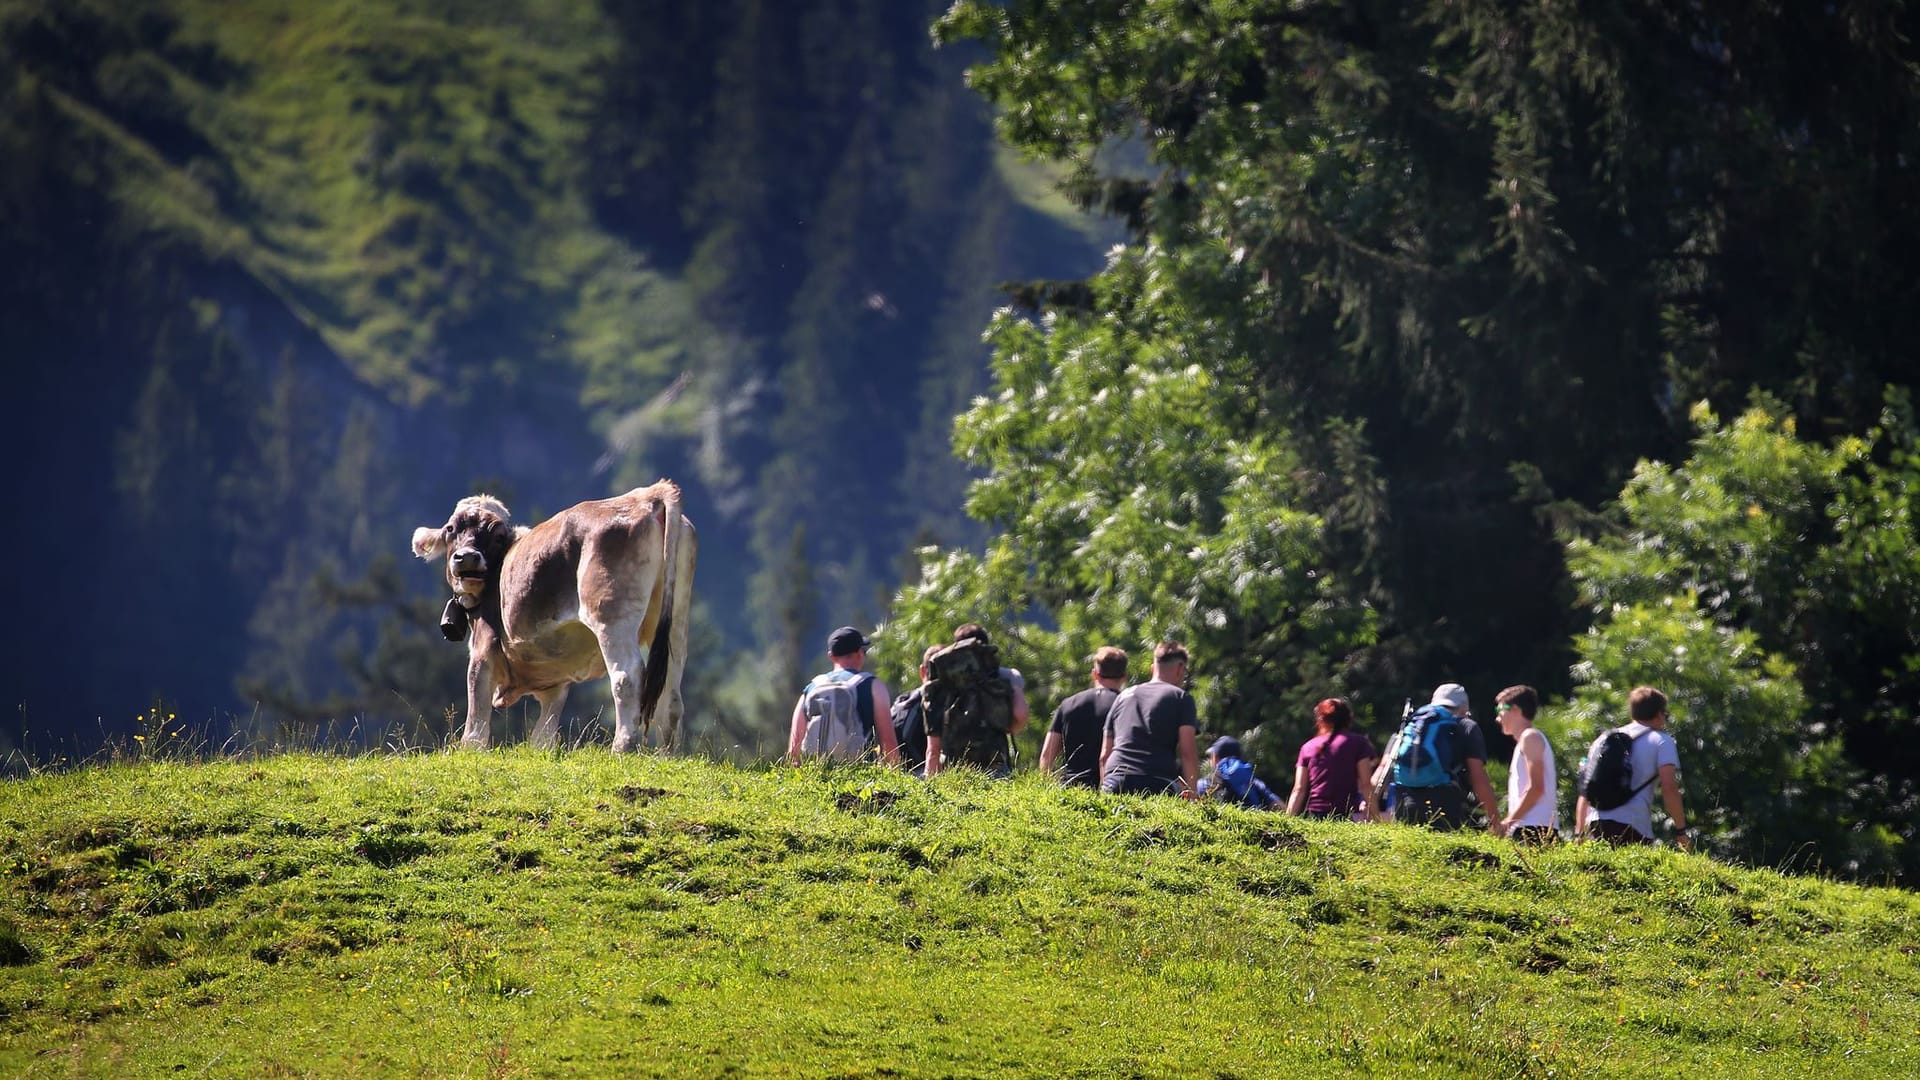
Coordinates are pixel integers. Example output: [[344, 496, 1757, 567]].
[[1494, 685, 1558, 843]]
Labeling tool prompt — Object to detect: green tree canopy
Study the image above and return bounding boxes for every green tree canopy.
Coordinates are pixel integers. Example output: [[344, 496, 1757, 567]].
[[880, 243, 1380, 766], [936, 0, 1920, 711]]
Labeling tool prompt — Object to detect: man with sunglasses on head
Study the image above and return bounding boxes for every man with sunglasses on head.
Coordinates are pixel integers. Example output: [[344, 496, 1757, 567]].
[[1099, 642, 1201, 797], [1494, 685, 1559, 844]]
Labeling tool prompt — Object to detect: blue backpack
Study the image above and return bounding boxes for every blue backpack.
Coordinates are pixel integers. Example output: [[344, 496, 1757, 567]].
[[1208, 757, 1277, 809], [1390, 704, 1463, 789]]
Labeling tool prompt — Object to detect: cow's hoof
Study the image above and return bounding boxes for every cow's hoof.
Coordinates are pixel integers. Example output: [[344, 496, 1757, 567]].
[[460, 736, 489, 751], [611, 735, 641, 754]]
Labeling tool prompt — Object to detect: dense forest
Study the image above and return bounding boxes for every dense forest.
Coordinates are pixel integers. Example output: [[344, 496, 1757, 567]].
[[5, 1, 1919, 881], [885, 0, 1920, 881], [0, 0, 1108, 754]]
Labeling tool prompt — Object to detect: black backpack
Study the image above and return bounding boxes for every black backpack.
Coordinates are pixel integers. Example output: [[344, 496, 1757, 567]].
[[923, 638, 1015, 764], [890, 687, 929, 772], [1578, 727, 1653, 811]]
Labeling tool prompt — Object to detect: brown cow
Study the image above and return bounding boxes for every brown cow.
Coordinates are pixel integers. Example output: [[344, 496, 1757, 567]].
[[409, 480, 696, 752]]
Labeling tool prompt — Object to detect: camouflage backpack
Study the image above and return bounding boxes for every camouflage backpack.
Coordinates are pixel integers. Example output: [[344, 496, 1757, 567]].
[[923, 638, 1014, 765]]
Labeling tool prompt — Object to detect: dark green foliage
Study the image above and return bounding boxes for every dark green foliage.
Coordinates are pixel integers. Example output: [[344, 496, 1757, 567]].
[[936, 0, 1920, 666], [932, 0, 1920, 874], [1549, 393, 1920, 878]]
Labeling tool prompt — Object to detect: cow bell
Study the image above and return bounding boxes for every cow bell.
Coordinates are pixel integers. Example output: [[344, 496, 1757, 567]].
[[440, 596, 470, 642]]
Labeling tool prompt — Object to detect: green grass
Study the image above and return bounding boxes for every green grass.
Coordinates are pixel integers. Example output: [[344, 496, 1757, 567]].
[[2, 751, 1916, 1078]]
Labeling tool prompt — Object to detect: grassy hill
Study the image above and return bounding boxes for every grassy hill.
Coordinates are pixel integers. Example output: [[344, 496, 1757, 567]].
[[2, 751, 1916, 1078]]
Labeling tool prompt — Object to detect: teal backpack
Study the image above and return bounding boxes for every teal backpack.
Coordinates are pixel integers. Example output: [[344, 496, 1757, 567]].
[[1389, 704, 1462, 788]]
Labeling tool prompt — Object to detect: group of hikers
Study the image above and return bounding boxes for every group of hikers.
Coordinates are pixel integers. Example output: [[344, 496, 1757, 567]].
[[789, 624, 1695, 850]]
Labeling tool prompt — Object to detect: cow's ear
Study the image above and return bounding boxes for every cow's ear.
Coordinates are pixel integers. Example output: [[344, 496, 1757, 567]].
[[411, 526, 446, 560], [481, 520, 517, 561]]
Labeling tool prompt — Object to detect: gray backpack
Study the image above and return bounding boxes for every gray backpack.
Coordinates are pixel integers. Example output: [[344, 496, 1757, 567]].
[[800, 670, 874, 761]]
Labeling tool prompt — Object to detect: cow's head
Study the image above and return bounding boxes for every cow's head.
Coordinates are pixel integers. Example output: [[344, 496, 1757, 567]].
[[411, 495, 521, 602]]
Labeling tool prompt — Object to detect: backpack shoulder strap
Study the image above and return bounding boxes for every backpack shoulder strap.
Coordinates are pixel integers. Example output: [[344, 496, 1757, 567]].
[[1624, 727, 1658, 795]]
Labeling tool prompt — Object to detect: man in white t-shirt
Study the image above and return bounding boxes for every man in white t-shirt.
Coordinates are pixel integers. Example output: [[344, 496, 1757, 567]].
[[1575, 685, 1693, 851]]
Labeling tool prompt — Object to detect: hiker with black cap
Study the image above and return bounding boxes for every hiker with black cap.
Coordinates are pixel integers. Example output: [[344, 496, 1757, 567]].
[[788, 626, 897, 766], [1367, 682, 1503, 835], [1196, 735, 1283, 809]]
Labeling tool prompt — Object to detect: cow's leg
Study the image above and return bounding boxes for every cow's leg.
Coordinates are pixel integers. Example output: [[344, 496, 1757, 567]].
[[530, 686, 569, 750], [589, 619, 648, 753], [462, 653, 495, 750], [659, 521, 697, 750]]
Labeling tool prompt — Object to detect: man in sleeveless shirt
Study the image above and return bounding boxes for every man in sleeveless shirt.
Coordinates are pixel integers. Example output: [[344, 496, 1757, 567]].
[[1493, 684, 1558, 843], [786, 626, 897, 765]]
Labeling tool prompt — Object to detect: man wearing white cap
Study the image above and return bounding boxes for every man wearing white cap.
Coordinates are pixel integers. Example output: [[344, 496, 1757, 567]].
[[1369, 682, 1503, 835]]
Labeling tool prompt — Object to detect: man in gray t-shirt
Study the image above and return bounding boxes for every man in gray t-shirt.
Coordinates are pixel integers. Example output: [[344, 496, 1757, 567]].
[[1099, 643, 1200, 796], [1577, 686, 1694, 851]]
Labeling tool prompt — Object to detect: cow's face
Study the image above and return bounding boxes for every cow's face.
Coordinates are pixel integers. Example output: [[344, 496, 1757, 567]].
[[411, 495, 517, 599]]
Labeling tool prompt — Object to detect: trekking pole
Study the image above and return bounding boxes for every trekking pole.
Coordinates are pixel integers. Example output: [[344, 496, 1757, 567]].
[[1366, 700, 1409, 820]]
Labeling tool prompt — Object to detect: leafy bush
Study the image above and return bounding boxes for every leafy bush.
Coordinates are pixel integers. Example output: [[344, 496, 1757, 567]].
[[1557, 393, 1920, 879], [879, 246, 1378, 766]]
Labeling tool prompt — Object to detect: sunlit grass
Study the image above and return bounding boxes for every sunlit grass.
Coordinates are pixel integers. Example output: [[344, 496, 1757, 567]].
[[1, 750, 1915, 1077]]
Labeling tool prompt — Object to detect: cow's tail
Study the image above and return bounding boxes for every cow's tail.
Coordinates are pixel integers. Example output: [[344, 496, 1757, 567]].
[[638, 481, 683, 732]]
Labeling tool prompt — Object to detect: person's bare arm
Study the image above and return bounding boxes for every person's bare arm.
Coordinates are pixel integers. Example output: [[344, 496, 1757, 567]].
[[1178, 726, 1200, 797], [1574, 795, 1591, 838], [1354, 757, 1378, 820], [1466, 758, 1504, 837], [1098, 733, 1113, 785], [1009, 683, 1030, 735], [1658, 763, 1691, 851], [1286, 764, 1309, 816], [787, 700, 808, 765], [924, 734, 942, 777], [871, 681, 897, 765], [1367, 758, 1392, 821], [1038, 731, 1064, 777], [1366, 733, 1400, 820]]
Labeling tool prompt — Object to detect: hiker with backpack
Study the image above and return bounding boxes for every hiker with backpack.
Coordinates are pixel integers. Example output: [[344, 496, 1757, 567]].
[[1366, 683, 1503, 835], [787, 626, 898, 766], [887, 644, 943, 777], [1492, 685, 1559, 844], [1099, 642, 1201, 797], [1040, 646, 1128, 788], [1285, 697, 1378, 820], [922, 624, 1028, 777], [1197, 735, 1283, 809], [1574, 686, 1693, 851]]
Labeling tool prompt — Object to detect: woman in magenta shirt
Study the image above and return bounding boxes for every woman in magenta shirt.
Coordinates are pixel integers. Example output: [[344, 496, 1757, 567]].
[[1286, 698, 1379, 819]]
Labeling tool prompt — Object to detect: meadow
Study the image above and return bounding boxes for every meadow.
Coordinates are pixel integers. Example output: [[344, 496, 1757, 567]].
[[1, 749, 1915, 1078]]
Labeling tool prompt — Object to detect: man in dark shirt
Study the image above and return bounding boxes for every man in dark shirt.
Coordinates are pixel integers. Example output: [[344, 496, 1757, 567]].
[[1041, 646, 1128, 788], [1099, 642, 1200, 797]]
